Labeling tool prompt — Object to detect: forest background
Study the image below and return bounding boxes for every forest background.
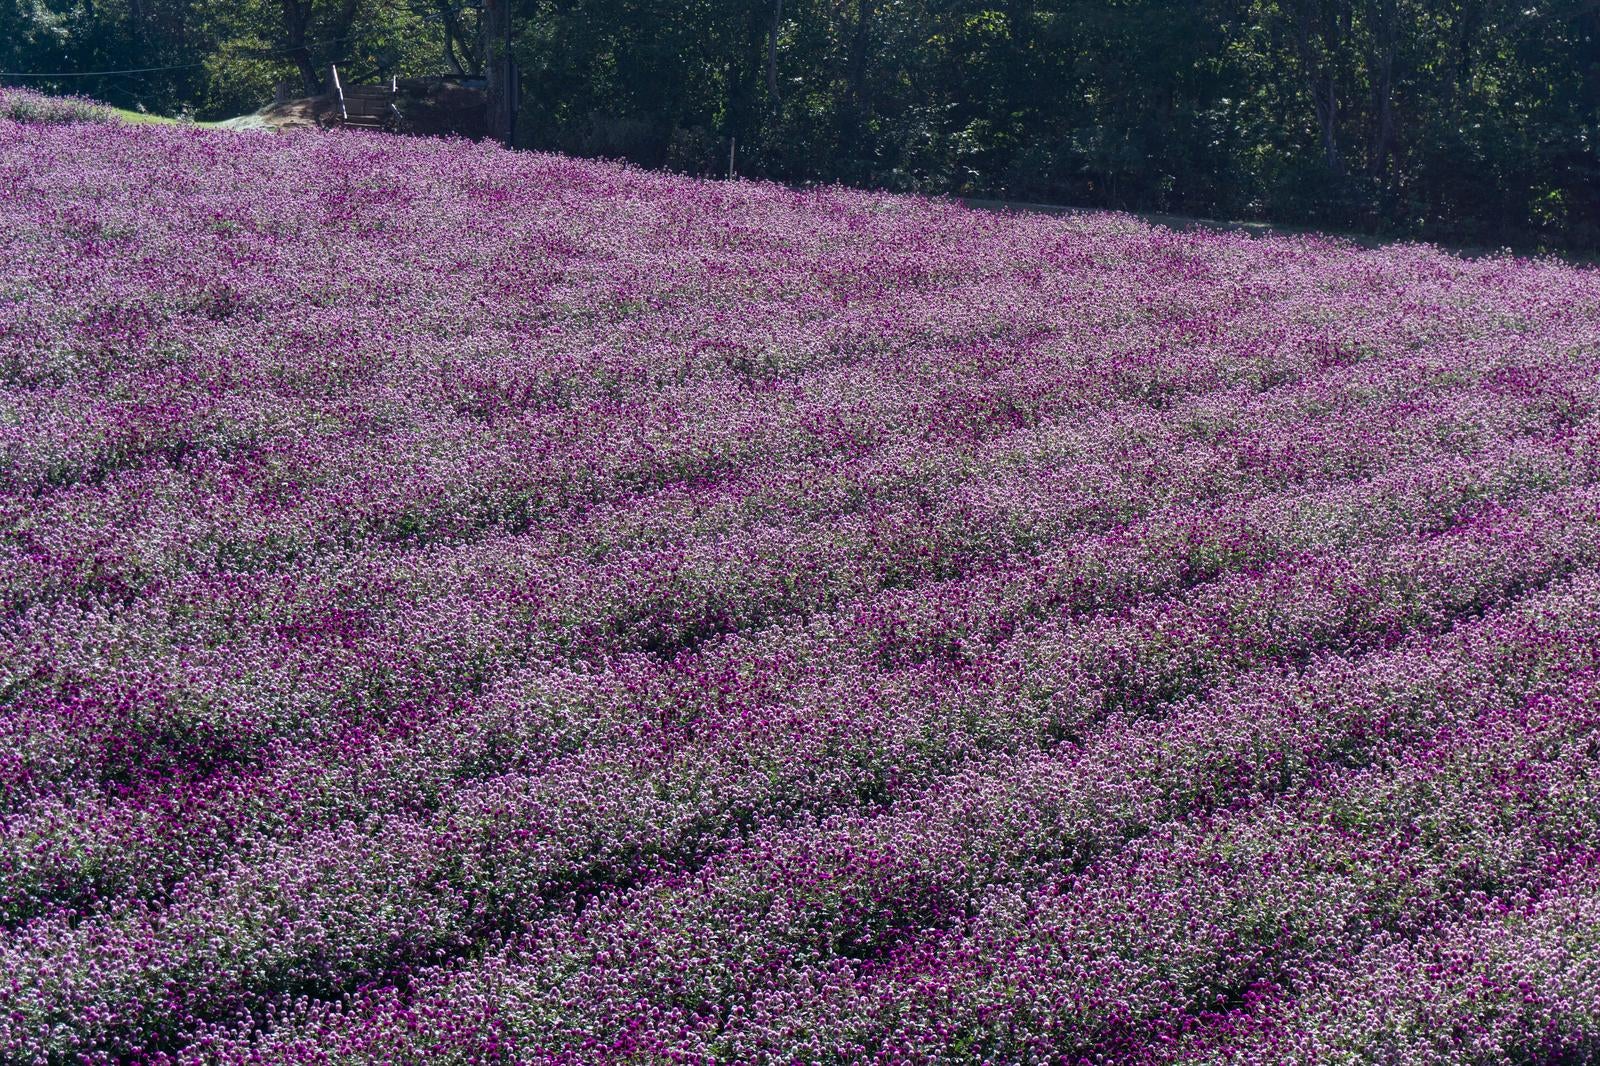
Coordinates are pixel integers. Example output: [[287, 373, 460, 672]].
[[4, 0, 1597, 251]]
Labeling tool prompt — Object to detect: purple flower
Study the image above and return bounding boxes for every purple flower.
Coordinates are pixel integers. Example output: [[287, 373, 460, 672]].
[[1, 112, 1599, 1064]]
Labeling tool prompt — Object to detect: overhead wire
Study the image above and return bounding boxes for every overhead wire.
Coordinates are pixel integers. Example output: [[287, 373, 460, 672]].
[[0, 35, 359, 79]]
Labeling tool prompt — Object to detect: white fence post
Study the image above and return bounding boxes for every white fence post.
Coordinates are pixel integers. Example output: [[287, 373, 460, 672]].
[[329, 64, 347, 122]]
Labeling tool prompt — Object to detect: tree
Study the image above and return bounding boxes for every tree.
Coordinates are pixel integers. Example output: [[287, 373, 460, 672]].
[[483, 0, 511, 142], [3, 0, 1597, 249]]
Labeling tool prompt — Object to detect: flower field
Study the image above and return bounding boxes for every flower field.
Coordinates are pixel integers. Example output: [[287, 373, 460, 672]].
[[3, 111, 1600, 1064], [0, 87, 115, 126]]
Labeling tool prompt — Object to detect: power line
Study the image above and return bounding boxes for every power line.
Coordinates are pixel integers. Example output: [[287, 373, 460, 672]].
[[3, 60, 213, 77], [0, 36, 358, 79]]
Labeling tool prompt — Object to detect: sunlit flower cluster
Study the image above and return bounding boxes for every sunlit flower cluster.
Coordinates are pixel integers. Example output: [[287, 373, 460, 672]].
[[0, 86, 115, 125]]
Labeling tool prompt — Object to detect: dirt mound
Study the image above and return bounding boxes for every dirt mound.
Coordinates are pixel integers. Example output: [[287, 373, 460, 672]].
[[214, 95, 335, 132]]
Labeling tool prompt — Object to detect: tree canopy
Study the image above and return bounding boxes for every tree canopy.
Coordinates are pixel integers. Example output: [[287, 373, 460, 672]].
[[4, 0, 1598, 250]]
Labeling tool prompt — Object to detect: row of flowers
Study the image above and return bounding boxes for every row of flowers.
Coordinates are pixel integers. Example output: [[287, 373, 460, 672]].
[[2, 111, 1600, 1062]]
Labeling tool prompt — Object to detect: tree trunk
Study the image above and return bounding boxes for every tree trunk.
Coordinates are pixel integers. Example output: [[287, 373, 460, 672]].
[[444, 22, 465, 76], [437, 0, 468, 76], [1312, 70, 1342, 174], [1291, 0, 1345, 176], [484, 0, 514, 145], [332, 0, 362, 66], [1367, 0, 1398, 179], [1369, 52, 1395, 178], [281, 0, 322, 96], [846, 0, 877, 113], [1447, 0, 1481, 110], [766, 0, 783, 105]]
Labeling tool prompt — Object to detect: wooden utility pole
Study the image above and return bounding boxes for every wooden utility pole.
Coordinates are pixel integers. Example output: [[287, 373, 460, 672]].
[[484, 0, 516, 146]]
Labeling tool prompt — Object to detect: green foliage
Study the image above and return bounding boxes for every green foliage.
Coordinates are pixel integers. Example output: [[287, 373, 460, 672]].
[[195, 0, 434, 116], [1, 0, 1596, 249], [490, 0, 1599, 251]]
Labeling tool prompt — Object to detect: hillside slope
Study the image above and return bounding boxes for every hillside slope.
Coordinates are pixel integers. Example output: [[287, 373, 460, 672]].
[[3, 117, 1600, 1063]]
